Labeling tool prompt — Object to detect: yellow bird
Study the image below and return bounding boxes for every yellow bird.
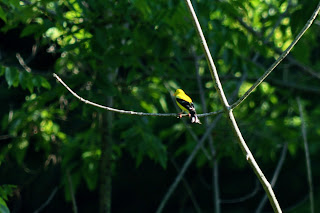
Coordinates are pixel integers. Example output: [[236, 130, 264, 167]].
[[173, 89, 201, 124]]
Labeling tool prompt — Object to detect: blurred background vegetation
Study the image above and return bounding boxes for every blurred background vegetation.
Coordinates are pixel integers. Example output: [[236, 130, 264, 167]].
[[0, 0, 319, 212]]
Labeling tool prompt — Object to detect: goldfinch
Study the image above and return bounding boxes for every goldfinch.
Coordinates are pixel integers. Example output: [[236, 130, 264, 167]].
[[173, 89, 201, 124]]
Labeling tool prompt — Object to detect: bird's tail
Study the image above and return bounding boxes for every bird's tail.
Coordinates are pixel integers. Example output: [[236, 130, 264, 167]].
[[190, 112, 201, 124]]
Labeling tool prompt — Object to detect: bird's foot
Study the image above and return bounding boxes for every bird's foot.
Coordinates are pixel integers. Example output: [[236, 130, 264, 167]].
[[177, 113, 183, 119]]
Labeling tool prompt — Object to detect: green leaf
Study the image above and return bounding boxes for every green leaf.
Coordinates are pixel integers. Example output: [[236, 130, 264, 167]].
[[5, 67, 19, 88], [82, 160, 98, 190], [40, 77, 51, 89], [5, 0, 20, 8], [0, 185, 17, 201], [13, 139, 29, 165], [19, 72, 28, 90], [0, 66, 5, 76], [31, 76, 51, 90], [0, 197, 10, 213], [20, 24, 42, 37], [159, 96, 168, 112], [32, 76, 42, 87], [0, 6, 7, 23]]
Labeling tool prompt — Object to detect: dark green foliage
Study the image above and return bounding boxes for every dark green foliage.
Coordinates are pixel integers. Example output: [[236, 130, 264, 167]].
[[0, 0, 320, 212]]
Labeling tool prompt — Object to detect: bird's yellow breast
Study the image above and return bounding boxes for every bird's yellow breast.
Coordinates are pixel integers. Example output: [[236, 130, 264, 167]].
[[174, 89, 192, 103]]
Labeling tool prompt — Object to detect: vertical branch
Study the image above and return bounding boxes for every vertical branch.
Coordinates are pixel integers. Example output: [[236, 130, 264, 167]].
[[297, 97, 314, 213], [67, 170, 78, 213], [170, 158, 202, 213], [194, 54, 220, 213], [156, 115, 222, 213], [99, 73, 114, 213], [184, 0, 229, 110], [256, 143, 288, 213], [227, 112, 282, 213], [212, 160, 220, 213], [183, 0, 282, 212]]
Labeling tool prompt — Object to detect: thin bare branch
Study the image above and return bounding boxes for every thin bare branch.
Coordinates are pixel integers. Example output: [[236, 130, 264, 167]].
[[237, 59, 320, 93], [16, 53, 31, 73], [67, 170, 78, 213], [212, 160, 220, 212], [228, 112, 282, 213], [231, 2, 320, 109], [256, 143, 288, 213], [184, 1, 230, 110], [297, 97, 314, 213], [156, 114, 222, 213], [234, 2, 320, 81], [54, 73, 177, 116], [33, 187, 58, 213], [53, 73, 222, 118], [251, 0, 293, 62], [0, 135, 12, 140], [183, 0, 283, 212], [221, 180, 260, 204], [170, 158, 202, 213], [287, 57, 320, 79], [283, 194, 309, 212], [194, 53, 220, 213], [265, 0, 293, 42]]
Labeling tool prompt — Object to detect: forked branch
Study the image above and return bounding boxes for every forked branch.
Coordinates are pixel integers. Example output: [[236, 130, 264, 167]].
[[182, 0, 320, 212], [183, 0, 284, 212]]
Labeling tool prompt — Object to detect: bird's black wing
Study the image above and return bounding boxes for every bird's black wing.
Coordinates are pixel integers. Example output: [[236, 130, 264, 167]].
[[176, 98, 201, 124], [176, 98, 196, 113]]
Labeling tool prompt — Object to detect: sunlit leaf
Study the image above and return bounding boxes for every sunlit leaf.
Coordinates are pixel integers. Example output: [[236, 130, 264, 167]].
[[0, 197, 9, 213]]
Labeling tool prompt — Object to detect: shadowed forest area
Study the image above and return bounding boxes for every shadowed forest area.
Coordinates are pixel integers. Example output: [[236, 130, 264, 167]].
[[0, 0, 320, 212]]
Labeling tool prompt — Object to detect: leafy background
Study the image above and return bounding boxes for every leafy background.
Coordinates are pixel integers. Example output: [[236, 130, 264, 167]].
[[0, 0, 320, 212]]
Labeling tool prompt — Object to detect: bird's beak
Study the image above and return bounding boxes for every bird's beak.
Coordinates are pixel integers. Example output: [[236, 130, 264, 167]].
[[173, 92, 177, 96]]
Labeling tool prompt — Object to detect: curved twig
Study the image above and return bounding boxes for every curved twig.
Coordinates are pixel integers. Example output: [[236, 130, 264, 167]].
[[53, 73, 222, 118], [297, 97, 314, 213], [33, 187, 58, 213], [231, 2, 320, 109], [221, 180, 260, 204]]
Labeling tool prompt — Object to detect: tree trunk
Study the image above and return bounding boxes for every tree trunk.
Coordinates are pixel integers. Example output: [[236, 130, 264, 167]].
[[99, 95, 113, 213]]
